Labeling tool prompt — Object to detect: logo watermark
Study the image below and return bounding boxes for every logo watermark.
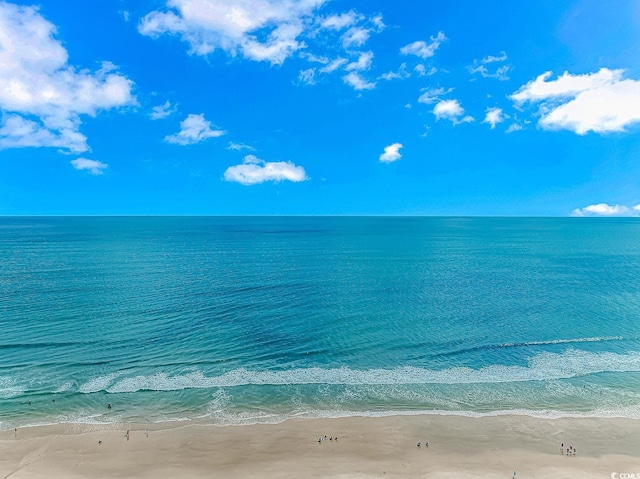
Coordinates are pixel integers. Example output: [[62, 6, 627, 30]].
[[611, 473, 640, 479]]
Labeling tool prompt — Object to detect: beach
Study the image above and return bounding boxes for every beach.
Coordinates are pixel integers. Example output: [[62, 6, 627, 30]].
[[1, 415, 639, 478]]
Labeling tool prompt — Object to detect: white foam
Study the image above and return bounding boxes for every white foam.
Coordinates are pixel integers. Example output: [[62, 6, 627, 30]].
[[79, 373, 119, 393], [96, 349, 640, 393], [0, 376, 24, 399], [54, 382, 73, 393]]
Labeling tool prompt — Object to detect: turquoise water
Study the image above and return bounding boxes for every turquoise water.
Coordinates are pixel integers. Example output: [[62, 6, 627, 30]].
[[1, 217, 640, 429]]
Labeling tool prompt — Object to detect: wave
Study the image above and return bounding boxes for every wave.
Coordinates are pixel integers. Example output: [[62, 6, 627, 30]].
[[435, 336, 626, 359], [201, 405, 640, 425], [75, 349, 640, 394]]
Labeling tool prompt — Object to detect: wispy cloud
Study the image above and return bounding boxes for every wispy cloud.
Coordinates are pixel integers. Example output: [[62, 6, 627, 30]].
[[511, 68, 640, 135], [165, 114, 225, 145], [343, 72, 376, 90], [150, 100, 177, 120], [345, 51, 374, 71], [320, 11, 362, 30], [224, 154, 307, 185], [379, 63, 410, 81], [298, 68, 316, 85], [71, 158, 108, 175], [468, 51, 510, 81], [414, 64, 437, 77], [400, 32, 447, 59], [227, 142, 255, 151], [342, 26, 370, 48], [418, 86, 454, 105]]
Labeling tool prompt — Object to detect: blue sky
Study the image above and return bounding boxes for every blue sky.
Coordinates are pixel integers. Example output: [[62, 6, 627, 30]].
[[1, 0, 640, 215]]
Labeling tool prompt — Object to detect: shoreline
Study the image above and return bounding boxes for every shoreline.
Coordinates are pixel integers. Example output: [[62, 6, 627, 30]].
[[4, 404, 640, 432], [2, 414, 639, 478]]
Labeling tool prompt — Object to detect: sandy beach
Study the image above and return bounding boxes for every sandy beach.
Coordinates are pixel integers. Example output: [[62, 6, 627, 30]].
[[1, 415, 638, 478]]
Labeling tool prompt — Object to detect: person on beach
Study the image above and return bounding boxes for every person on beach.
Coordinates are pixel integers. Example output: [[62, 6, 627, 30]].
[[417, 442, 421, 447], [107, 403, 112, 409], [126, 430, 130, 441]]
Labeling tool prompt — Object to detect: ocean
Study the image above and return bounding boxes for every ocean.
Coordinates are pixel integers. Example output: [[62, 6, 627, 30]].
[[1, 216, 640, 430]]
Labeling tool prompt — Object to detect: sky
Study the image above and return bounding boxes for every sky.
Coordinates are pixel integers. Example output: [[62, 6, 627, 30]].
[[1, 0, 640, 216]]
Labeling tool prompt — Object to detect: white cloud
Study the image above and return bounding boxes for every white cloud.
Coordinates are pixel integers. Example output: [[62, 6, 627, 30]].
[[510, 68, 640, 135], [0, 3, 135, 153], [150, 100, 177, 120], [370, 14, 384, 31], [342, 26, 370, 48], [380, 63, 409, 81], [571, 203, 640, 217], [468, 51, 510, 81], [320, 11, 361, 30], [165, 113, 225, 145], [298, 68, 316, 85], [227, 141, 255, 151], [414, 64, 437, 77], [320, 58, 347, 73], [379, 143, 403, 163], [224, 154, 307, 185], [139, 0, 328, 65], [417, 87, 453, 105], [342, 72, 376, 91], [345, 51, 373, 71], [433, 99, 473, 124], [483, 107, 507, 129], [505, 123, 523, 133], [71, 158, 108, 175], [400, 31, 446, 59]]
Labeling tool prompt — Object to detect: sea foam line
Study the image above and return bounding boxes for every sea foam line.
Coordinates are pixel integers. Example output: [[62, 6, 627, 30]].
[[74, 349, 640, 394]]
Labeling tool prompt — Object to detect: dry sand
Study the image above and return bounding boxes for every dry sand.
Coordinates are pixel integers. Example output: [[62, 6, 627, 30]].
[[1, 415, 639, 478]]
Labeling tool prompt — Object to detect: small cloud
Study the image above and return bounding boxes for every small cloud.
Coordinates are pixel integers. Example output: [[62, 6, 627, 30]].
[[342, 26, 370, 48], [417, 87, 453, 105], [224, 154, 307, 185], [400, 31, 447, 59], [71, 158, 108, 175], [468, 51, 510, 81], [320, 11, 362, 30], [483, 107, 507, 129], [379, 143, 403, 163], [298, 68, 316, 85], [379, 63, 409, 81], [505, 123, 523, 133], [120, 10, 130, 22], [370, 14, 385, 31], [345, 51, 373, 71], [343, 72, 376, 90], [571, 203, 640, 217], [320, 58, 347, 73], [433, 99, 473, 124], [165, 114, 225, 145], [227, 141, 255, 151], [414, 64, 437, 77], [150, 100, 177, 120]]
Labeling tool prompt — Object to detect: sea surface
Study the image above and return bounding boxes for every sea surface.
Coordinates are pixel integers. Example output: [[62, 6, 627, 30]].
[[1, 216, 640, 429]]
